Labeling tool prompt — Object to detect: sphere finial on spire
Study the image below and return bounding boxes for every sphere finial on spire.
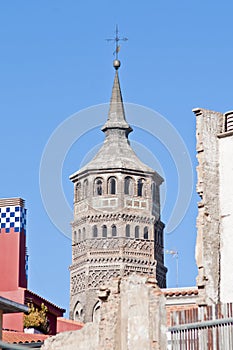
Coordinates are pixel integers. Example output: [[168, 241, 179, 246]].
[[113, 59, 121, 70]]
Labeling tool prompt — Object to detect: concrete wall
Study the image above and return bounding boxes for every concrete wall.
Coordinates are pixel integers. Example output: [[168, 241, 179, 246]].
[[42, 275, 167, 350]]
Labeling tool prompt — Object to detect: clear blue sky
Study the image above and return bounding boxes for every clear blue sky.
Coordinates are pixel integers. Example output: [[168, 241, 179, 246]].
[[1, 1, 233, 316]]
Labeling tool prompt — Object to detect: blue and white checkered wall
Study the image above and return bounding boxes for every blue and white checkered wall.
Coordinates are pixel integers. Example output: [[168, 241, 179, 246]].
[[0, 206, 26, 233]]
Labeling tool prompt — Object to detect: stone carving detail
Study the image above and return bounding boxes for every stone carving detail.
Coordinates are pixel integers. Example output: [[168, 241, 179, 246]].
[[73, 213, 154, 226], [71, 271, 86, 295], [89, 238, 120, 250], [88, 269, 120, 288], [123, 265, 155, 276], [72, 238, 154, 260]]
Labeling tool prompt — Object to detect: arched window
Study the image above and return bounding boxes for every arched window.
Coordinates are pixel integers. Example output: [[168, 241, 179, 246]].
[[108, 177, 116, 194], [144, 226, 149, 240], [93, 225, 98, 238], [94, 178, 103, 196], [112, 225, 117, 236], [74, 302, 84, 322], [76, 183, 81, 201], [73, 230, 77, 243], [78, 229, 81, 241], [124, 176, 133, 195], [137, 178, 145, 197], [92, 301, 101, 323], [135, 226, 139, 239], [82, 227, 86, 240], [102, 225, 107, 237], [126, 224, 130, 238], [83, 179, 88, 199]]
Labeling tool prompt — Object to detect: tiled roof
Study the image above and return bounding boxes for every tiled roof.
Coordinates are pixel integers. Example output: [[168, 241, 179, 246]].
[[25, 289, 65, 313], [2, 330, 49, 344], [162, 287, 198, 297]]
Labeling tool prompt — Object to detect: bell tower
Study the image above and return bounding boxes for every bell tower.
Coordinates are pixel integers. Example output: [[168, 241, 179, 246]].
[[69, 58, 167, 322]]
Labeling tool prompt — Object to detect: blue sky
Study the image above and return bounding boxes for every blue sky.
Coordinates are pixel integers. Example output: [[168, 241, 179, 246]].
[[1, 1, 233, 316]]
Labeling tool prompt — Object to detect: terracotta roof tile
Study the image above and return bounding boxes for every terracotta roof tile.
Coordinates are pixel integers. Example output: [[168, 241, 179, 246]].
[[162, 287, 198, 297], [3, 330, 49, 344], [25, 289, 65, 313]]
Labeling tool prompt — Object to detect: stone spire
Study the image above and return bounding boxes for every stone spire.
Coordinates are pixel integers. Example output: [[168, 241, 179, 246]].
[[71, 60, 155, 175], [102, 60, 132, 136]]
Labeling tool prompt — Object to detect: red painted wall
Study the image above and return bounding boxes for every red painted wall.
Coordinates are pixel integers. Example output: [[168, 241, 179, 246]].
[[1, 289, 25, 332], [57, 317, 83, 333], [0, 229, 27, 291]]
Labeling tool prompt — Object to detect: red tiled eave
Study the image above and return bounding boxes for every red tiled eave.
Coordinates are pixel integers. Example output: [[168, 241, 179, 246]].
[[162, 287, 198, 298], [25, 289, 65, 313], [2, 330, 49, 344]]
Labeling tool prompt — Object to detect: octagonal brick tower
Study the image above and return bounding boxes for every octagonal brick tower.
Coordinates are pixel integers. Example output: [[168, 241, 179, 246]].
[[69, 59, 167, 322]]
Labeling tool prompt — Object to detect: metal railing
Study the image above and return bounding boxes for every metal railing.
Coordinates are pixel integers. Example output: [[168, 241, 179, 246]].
[[168, 303, 233, 350]]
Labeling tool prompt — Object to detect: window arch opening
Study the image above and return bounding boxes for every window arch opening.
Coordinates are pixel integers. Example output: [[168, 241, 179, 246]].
[[93, 225, 98, 238], [124, 176, 133, 195], [144, 226, 149, 240], [112, 225, 117, 236], [74, 302, 84, 322], [73, 230, 77, 243], [126, 224, 130, 238], [102, 225, 107, 237], [135, 226, 139, 239], [94, 178, 103, 196], [76, 183, 81, 201], [82, 227, 86, 240], [137, 178, 145, 197], [83, 179, 88, 199], [108, 177, 116, 194]]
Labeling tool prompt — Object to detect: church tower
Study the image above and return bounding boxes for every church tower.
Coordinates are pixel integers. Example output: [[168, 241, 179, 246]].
[[69, 58, 167, 322]]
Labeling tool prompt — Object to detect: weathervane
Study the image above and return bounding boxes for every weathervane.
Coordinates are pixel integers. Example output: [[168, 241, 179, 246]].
[[106, 25, 128, 65]]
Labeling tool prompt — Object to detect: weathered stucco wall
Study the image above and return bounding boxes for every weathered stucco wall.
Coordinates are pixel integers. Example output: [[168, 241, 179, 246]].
[[193, 108, 223, 305], [42, 275, 167, 350], [219, 129, 233, 302]]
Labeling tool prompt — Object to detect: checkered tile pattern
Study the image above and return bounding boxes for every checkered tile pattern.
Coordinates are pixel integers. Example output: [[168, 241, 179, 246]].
[[0, 205, 26, 233]]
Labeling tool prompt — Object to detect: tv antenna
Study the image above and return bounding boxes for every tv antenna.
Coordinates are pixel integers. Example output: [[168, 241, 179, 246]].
[[166, 249, 179, 288]]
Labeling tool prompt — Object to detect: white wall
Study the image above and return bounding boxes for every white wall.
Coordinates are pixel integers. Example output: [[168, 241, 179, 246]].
[[219, 134, 233, 302]]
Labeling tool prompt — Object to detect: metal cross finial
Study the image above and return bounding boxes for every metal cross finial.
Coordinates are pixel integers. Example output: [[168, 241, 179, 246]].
[[106, 25, 128, 60]]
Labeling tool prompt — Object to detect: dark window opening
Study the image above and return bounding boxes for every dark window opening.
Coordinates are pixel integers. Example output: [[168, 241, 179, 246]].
[[126, 224, 130, 238], [109, 178, 116, 194], [93, 225, 98, 238], [112, 225, 117, 236], [102, 225, 107, 237], [144, 227, 149, 240], [137, 179, 144, 197], [135, 226, 139, 239], [124, 177, 133, 195]]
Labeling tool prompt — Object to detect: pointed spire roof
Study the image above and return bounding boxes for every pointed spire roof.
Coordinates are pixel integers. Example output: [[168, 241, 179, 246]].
[[70, 59, 158, 179], [102, 62, 132, 135]]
